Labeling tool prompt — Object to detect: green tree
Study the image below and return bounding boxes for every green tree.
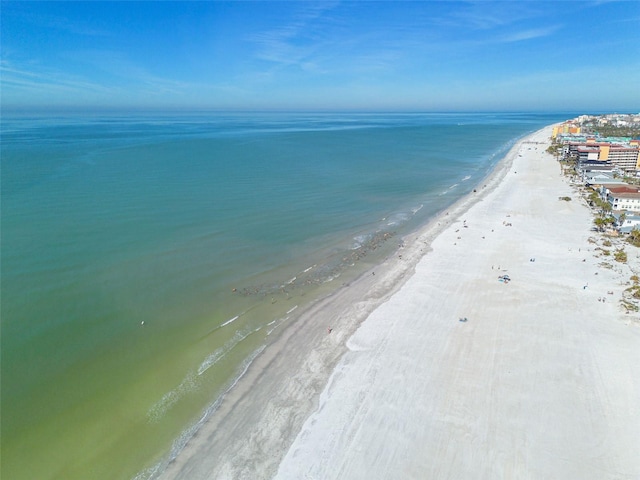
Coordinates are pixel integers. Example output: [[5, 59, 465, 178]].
[[588, 191, 601, 206], [619, 212, 627, 227], [600, 201, 613, 216], [594, 217, 607, 232], [628, 227, 640, 247]]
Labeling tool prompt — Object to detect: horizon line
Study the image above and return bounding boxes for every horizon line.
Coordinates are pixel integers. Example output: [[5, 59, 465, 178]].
[[3, 106, 635, 116]]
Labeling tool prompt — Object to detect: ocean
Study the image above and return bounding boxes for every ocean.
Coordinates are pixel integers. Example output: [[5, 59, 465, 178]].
[[1, 111, 567, 479]]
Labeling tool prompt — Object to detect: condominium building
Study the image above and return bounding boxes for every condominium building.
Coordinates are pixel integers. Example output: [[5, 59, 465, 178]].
[[605, 186, 640, 212], [551, 122, 581, 139], [565, 141, 640, 173], [605, 145, 640, 172]]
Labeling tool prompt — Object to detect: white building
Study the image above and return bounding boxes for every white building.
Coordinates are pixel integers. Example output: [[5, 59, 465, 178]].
[[605, 186, 640, 213], [614, 213, 640, 234]]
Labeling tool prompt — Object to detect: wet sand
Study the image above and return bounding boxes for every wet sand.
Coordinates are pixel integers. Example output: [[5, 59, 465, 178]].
[[159, 126, 640, 480]]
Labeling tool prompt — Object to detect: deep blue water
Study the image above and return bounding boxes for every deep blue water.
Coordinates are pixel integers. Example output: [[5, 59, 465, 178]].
[[1, 112, 567, 479]]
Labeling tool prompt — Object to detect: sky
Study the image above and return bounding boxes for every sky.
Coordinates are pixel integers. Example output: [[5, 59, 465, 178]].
[[1, 1, 639, 112]]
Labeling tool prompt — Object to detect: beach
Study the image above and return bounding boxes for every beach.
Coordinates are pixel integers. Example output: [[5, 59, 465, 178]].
[[160, 124, 639, 479]]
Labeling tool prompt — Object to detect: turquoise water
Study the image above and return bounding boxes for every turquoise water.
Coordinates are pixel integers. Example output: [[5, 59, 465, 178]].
[[1, 112, 566, 479]]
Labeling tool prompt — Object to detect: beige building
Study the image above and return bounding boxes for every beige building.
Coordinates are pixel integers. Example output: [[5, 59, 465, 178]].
[[568, 141, 640, 173], [604, 145, 640, 172]]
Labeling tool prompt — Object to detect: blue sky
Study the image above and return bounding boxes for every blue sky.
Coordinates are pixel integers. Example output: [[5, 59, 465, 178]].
[[1, 1, 639, 112]]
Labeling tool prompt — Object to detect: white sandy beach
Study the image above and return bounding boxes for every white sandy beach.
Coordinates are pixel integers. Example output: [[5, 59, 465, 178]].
[[159, 126, 640, 480]]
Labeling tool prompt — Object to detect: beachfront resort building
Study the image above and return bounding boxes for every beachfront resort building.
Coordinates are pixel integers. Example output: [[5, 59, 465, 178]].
[[604, 186, 640, 213], [552, 121, 581, 139], [606, 143, 640, 173], [564, 140, 640, 173]]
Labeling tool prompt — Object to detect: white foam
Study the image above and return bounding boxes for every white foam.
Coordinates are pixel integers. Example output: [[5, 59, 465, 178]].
[[147, 372, 198, 423], [220, 315, 239, 327], [386, 212, 409, 226], [352, 234, 371, 249], [266, 317, 288, 336], [286, 305, 298, 314], [197, 329, 253, 376], [323, 273, 340, 283], [197, 349, 225, 376]]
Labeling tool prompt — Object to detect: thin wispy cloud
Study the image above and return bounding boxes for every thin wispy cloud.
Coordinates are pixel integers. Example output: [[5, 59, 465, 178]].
[[2, 56, 138, 104], [434, 1, 545, 31], [61, 49, 192, 95], [1, 56, 248, 108], [499, 25, 561, 43], [250, 2, 339, 71], [1, 59, 113, 93]]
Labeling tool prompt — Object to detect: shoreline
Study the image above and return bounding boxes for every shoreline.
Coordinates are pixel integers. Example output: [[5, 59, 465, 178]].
[[158, 124, 640, 479], [155, 127, 547, 479]]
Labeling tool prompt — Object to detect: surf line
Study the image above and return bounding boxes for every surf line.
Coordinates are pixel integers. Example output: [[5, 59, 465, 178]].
[[220, 315, 239, 327]]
